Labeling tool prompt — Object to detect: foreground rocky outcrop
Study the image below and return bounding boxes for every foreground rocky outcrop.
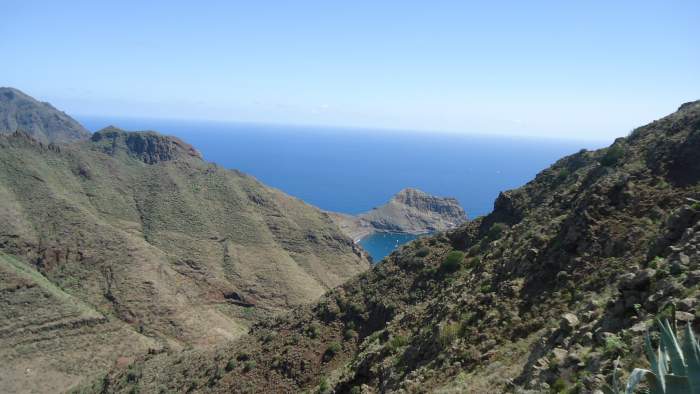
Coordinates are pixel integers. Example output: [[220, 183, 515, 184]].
[[0, 87, 90, 143], [91, 100, 700, 393], [330, 188, 468, 241], [0, 91, 370, 393]]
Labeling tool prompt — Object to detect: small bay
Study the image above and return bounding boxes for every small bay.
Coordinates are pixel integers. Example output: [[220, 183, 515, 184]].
[[359, 232, 421, 262]]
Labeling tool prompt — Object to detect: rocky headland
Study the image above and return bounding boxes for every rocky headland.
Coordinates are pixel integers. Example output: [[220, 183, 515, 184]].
[[328, 188, 468, 241]]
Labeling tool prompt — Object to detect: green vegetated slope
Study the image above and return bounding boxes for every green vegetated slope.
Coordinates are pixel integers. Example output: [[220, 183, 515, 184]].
[[92, 100, 700, 393], [0, 124, 369, 392], [0, 87, 90, 143]]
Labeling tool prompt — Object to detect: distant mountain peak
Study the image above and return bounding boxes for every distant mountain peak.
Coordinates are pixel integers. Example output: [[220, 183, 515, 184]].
[[0, 87, 90, 143]]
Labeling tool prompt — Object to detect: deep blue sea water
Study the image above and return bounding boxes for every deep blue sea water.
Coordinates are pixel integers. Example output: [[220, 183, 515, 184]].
[[78, 116, 609, 261], [359, 232, 421, 262]]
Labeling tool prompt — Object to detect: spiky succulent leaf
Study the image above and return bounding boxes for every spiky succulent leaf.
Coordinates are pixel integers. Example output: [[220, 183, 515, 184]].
[[625, 369, 663, 394], [645, 330, 668, 391], [665, 374, 692, 393], [658, 319, 687, 376], [600, 386, 616, 394], [658, 342, 670, 391], [680, 323, 700, 394]]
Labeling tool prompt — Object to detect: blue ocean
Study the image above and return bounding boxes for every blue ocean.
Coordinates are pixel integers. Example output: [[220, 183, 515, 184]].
[[78, 116, 608, 261]]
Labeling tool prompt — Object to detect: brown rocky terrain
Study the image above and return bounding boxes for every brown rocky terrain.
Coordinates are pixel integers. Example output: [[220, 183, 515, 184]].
[[330, 188, 468, 241], [91, 100, 700, 393], [0, 92, 370, 393]]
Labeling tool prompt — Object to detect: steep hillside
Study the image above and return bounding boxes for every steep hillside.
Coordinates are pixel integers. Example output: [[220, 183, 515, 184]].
[[0, 124, 369, 392], [0, 252, 155, 393], [93, 100, 700, 393], [330, 188, 467, 241], [0, 87, 90, 143]]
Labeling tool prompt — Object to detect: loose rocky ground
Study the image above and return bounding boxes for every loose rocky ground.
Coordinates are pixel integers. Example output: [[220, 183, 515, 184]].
[[92, 100, 700, 393]]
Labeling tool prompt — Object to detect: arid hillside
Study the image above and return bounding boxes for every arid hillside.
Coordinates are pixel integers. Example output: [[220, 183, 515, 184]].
[[93, 100, 700, 393], [0, 94, 370, 393]]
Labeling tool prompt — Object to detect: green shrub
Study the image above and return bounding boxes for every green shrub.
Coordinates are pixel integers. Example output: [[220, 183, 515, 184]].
[[343, 328, 358, 340], [243, 360, 256, 372], [225, 359, 236, 371], [415, 247, 430, 257], [550, 377, 567, 393], [654, 267, 670, 280], [467, 244, 480, 256], [388, 335, 409, 352], [236, 351, 250, 361], [603, 335, 627, 357], [648, 256, 663, 269], [306, 323, 321, 338], [324, 342, 342, 359], [438, 322, 461, 348], [440, 251, 464, 273], [555, 168, 570, 183], [600, 145, 625, 166], [486, 222, 507, 241], [317, 377, 330, 394], [465, 257, 480, 269], [126, 370, 140, 383], [347, 302, 366, 316]]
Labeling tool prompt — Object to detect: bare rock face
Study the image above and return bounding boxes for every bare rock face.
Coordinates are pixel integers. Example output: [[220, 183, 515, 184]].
[[360, 188, 467, 233]]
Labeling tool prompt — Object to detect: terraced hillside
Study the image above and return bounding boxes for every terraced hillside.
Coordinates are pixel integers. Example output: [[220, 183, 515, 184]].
[[0, 104, 370, 392], [0, 252, 155, 393], [93, 100, 700, 393]]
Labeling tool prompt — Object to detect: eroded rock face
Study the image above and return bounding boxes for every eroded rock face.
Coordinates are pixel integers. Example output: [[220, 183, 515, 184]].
[[329, 188, 468, 240], [360, 188, 467, 233], [91, 126, 202, 164]]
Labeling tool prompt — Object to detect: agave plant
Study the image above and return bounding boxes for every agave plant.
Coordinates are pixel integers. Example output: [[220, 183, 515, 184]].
[[607, 319, 700, 393]]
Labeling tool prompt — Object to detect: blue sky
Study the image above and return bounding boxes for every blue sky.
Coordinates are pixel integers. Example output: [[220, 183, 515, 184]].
[[2, 1, 698, 140]]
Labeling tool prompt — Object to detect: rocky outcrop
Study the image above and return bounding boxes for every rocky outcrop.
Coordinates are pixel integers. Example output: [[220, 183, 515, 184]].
[[330, 188, 468, 241], [0, 87, 90, 143], [91, 126, 202, 164]]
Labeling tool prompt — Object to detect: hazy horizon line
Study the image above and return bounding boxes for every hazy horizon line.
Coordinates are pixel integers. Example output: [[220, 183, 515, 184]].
[[75, 112, 615, 145]]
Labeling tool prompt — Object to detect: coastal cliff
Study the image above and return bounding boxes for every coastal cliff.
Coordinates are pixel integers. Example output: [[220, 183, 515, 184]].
[[329, 188, 468, 241]]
